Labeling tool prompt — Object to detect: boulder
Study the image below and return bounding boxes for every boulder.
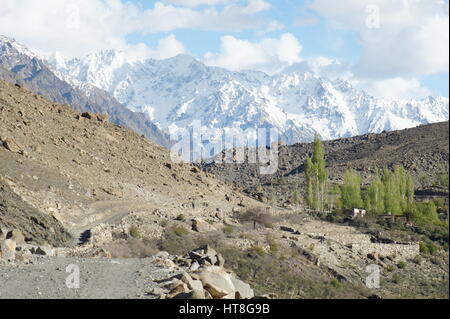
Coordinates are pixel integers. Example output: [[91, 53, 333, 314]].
[[167, 281, 189, 298], [198, 268, 235, 299], [81, 112, 95, 120], [96, 114, 109, 122], [7, 229, 25, 245], [190, 261, 200, 271], [1, 239, 17, 261], [367, 252, 379, 261], [32, 245, 55, 256], [192, 219, 216, 233], [155, 251, 170, 259], [231, 277, 254, 299], [0, 227, 6, 240], [1, 137, 22, 154]]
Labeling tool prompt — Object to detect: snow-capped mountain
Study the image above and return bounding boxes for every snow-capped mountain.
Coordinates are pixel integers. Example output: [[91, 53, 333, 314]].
[[2, 34, 448, 150], [48, 49, 449, 146]]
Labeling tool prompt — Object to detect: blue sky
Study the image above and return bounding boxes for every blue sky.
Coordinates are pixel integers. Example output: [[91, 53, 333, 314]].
[[0, 0, 448, 98]]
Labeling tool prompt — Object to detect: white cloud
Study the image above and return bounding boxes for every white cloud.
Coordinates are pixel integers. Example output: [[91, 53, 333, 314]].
[[357, 77, 432, 100], [151, 34, 187, 59], [164, 0, 235, 8], [0, 0, 275, 58], [310, 0, 449, 78], [204, 33, 302, 74]]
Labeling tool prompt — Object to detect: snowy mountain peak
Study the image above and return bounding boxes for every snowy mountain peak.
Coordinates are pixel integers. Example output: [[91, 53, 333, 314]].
[[47, 49, 448, 146], [0, 35, 40, 60], [0, 36, 437, 148]]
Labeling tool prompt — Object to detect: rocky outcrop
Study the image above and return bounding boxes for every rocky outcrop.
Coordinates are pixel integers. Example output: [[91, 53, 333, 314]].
[[0, 178, 73, 247], [157, 245, 255, 300], [192, 218, 217, 233], [0, 239, 16, 261]]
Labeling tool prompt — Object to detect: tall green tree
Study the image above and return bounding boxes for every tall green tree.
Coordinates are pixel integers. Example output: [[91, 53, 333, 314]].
[[305, 154, 317, 209], [363, 168, 385, 214], [312, 134, 328, 211], [341, 169, 363, 209], [304, 134, 328, 211]]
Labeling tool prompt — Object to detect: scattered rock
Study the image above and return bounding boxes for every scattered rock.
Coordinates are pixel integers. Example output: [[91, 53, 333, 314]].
[[1, 137, 23, 154], [155, 251, 170, 259], [231, 277, 254, 299], [280, 226, 296, 233], [81, 112, 95, 120], [96, 114, 109, 122], [32, 245, 55, 256], [367, 252, 379, 261], [6, 229, 25, 245], [192, 218, 216, 233], [198, 268, 235, 299], [1, 239, 17, 261], [191, 167, 200, 173]]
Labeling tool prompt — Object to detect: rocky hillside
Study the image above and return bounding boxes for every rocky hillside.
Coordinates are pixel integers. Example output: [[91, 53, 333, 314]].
[[202, 121, 449, 204], [0, 79, 261, 245]]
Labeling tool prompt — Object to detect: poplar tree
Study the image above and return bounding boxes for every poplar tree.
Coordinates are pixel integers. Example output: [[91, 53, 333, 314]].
[[312, 134, 328, 211], [341, 169, 363, 209], [304, 134, 328, 211], [364, 168, 385, 214]]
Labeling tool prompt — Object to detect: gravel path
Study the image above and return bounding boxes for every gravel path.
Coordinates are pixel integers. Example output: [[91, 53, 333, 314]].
[[0, 256, 182, 299]]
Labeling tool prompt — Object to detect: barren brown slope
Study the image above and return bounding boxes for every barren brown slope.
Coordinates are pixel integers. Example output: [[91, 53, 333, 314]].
[[202, 122, 449, 204], [0, 80, 261, 244]]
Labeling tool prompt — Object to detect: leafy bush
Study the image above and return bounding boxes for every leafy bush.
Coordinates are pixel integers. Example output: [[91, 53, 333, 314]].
[[392, 273, 401, 284], [223, 225, 234, 234], [129, 225, 140, 238], [419, 241, 439, 255], [267, 234, 279, 255], [330, 278, 342, 289], [172, 226, 189, 237], [235, 207, 276, 230], [397, 261, 406, 269], [412, 255, 423, 265], [251, 245, 266, 257]]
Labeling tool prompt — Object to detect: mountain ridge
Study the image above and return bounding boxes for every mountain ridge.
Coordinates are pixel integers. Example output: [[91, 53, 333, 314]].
[[47, 47, 449, 148]]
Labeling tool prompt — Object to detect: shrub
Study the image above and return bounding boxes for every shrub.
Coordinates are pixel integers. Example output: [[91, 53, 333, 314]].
[[419, 242, 429, 254], [412, 255, 423, 265], [427, 242, 438, 255], [386, 265, 395, 272], [223, 225, 234, 234], [330, 278, 342, 289], [392, 273, 401, 284], [267, 234, 279, 255], [397, 261, 406, 269], [175, 214, 186, 222], [172, 226, 189, 237], [420, 241, 439, 255], [251, 245, 266, 257], [129, 225, 140, 238], [235, 207, 276, 230]]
